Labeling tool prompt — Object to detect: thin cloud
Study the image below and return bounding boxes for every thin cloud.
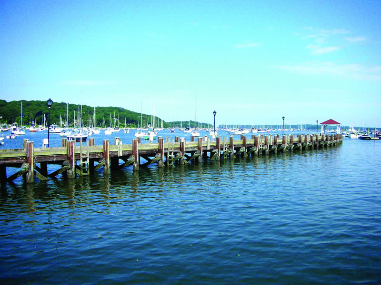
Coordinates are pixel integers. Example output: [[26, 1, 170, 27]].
[[60, 80, 117, 86], [306, 45, 340, 55], [345, 36, 367, 42], [319, 28, 350, 36], [235, 42, 262, 48], [273, 61, 381, 82]]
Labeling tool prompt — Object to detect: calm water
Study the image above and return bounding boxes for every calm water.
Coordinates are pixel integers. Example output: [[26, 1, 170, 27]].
[[1, 130, 381, 284]]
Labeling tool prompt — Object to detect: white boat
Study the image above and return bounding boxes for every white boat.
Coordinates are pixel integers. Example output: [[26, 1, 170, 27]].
[[59, 130, 72, 137], [358, 133, 371, 140], [105, 128, 113, 135], [349, 133, 359, 139], [92, 128, 101, 134], [67, 132, 88, 142], [29, 126, 37, 132], [11, 127, 25, 135], [49, 124, 62, 133], [191, 130, 200, 137]]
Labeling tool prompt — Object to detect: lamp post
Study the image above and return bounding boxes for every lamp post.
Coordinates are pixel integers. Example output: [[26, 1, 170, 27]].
[[316, 120, 318, 134], [282, 116, 285, 135], [213, 110, 217, 137], [47, 98, 53, 147]]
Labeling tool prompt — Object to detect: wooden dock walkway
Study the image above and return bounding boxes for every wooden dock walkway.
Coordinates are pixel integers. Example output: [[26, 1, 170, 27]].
[[0, 134, 343, 184]]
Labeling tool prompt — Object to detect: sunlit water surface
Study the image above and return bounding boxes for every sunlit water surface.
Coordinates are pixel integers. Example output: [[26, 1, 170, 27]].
[[1, 131, 380, 284]]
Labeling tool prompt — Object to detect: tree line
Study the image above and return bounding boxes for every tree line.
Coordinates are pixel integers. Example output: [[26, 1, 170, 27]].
[[0, 100, 164, 128]]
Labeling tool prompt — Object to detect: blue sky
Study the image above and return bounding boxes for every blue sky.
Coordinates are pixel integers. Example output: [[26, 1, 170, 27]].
[[1, 0, 380, 127]]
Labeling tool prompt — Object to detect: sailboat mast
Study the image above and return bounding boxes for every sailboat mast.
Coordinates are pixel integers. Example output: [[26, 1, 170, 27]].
[[140, 100, 143, 128], [194, 95, 197, 130]]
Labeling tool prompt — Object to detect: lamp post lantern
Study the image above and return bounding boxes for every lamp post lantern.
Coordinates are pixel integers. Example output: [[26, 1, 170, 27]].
[[282, 116, 285, 135], [47, 98, 53, 147], [213, 110, 217, 136], [316, 120, 318, 134]]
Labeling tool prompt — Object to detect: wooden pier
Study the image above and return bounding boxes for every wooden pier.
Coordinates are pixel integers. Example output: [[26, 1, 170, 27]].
[[0, 134, 343, 184]]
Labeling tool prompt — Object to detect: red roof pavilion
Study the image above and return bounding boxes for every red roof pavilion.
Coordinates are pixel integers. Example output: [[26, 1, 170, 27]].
[[320, 119, 341, 125]]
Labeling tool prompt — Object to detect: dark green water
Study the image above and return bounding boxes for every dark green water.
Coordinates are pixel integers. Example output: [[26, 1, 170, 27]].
[[1, 131, 381, 284]]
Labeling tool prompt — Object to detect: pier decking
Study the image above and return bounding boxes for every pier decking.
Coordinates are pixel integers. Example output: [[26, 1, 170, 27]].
[[0, 134, 343, 184]]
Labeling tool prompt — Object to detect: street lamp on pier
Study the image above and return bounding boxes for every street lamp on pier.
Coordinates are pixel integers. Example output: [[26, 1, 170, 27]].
[[282, 116, 285, 135], [213, 110, 217, 137], [47, 98, 53, 147]]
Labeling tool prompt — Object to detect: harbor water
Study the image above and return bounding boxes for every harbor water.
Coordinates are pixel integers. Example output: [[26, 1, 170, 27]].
[[1, 130, 381, 284]]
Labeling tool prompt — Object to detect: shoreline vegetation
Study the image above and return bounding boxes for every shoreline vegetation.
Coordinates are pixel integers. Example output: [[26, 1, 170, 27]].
[[0, 100, 379, 131], [0, 99, 212, 129]]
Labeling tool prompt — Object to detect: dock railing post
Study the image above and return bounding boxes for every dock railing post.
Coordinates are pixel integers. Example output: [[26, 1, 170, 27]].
[[216, 136, 221, 160], [26, 141, 34, 184], [67, 140, 76, 179], [290, 135, 294, 152], [242, 136, 247, 157], [133, 139, 139, 171], [254, 136, 259, 156], [103, 140, 110, 175], [197, 137, 203, 163], [158, 137, 165, 167], [282, 135, 287, 152], [229, 135, 235, 158], [180, 137, 186, 164]]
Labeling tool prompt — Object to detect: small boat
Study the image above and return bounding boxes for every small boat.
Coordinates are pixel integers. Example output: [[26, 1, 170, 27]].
[[29, 126, 37, 132], [142, 131, 157, 141], [49, 124, 62, 133], [59, 130, 72, 137], [11, 127, 25, 135], [92, 128, 101, 134], [105, 128, 113, 135], [349, 133, 359, 139], [358, 133, 371, 140], [67, 132, 88, 142]]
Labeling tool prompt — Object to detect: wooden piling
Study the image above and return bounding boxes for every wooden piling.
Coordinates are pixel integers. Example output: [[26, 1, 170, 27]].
[[67, 140, 76, 178], [26, 141, 34, 183], [197, 137, 203, 163], [180, 138, 186, 164], [254, 136, 259, 156], [216, 137, 221, 160], [242, 136, 247, 157], [0, 165, 6, 184], [158, 137, 165, 167], [230, 136, 235, 158], [103, 140, 110, 175], [132, 139, 139, 171]]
